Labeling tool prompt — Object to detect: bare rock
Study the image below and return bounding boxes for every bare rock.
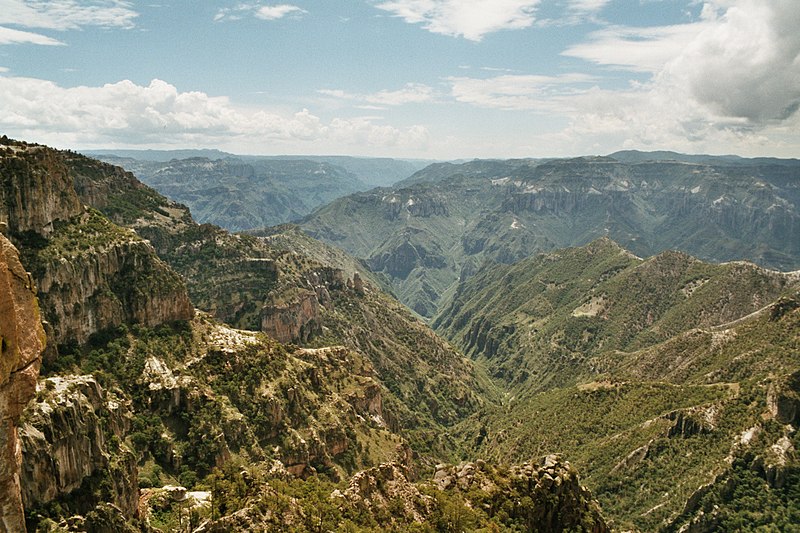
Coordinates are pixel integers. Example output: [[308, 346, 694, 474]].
[[0, 235, 45, 532]]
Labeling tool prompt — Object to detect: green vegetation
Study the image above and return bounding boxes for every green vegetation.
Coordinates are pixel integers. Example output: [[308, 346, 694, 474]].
[[302, 156, 800, 317], [8, 139, 799, 531]]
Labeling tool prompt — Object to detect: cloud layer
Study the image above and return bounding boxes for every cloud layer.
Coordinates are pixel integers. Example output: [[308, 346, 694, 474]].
[[0, 76, 429, 153], [215, 3, 306, 22], [376, 0, 541, 41]]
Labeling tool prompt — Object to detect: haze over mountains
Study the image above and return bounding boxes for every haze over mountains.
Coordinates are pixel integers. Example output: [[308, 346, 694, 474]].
[[89, 151, 430, 231], [1, 136, 798, 532]]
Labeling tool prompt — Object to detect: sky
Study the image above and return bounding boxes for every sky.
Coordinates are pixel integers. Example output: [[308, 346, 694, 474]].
[[0, 0, 798, 159]]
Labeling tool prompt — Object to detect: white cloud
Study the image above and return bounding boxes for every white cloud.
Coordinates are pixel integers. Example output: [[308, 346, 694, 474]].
[[318, 83, 437, 106], [255, 4, 305, 20], [564, 1, 800, 125], [566, 0, 609, 13], [664, 0, 800, 123], [0, 75, 429, 153], [215, 3, 306, 22], [375, 0, 541, 41], [0, 0, 138, 31], [0, 25, 63, 45], [448, 73, 595, 110], [563, 23, 703, 73]]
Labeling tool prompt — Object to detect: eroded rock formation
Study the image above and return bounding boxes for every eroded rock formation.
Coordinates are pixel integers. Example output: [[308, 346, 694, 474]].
[[0, 235, 45, 531], [20, 375, 138, 520]]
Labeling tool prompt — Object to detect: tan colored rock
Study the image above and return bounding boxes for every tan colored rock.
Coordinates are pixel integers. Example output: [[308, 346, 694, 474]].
[[0, 235, 45, 532], [20, 375, 138, 520], [0, 144, 82, 237]]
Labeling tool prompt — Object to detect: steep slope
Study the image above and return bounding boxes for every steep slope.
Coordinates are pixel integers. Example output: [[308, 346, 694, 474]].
[[0, 235, 45, 531], [189, 455, 608, 532], [40, 146, 494, 457], [434, 240, 800, 530], [302, 155, 800, 317], [101, 156, 367, 231], [91, 153, 427, 231], [434, 238, 795, 389], [0, 138, 194, 358]]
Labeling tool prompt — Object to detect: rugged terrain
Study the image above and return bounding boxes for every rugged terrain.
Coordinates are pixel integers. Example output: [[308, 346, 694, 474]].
[[0, 234, 45, 531], [302, 155, 800, 317], [2, 136, 798, 531], [1, 137, 610, 532], [434, 239, 800, 530], [92, 152, 428, 231]]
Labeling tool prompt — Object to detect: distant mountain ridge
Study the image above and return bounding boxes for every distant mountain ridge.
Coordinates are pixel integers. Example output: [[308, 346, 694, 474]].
[[302, 153, 800, 317], [87, 149, 431, 188]]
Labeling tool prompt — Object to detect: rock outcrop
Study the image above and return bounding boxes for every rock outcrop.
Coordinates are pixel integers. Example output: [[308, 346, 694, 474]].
[[432, 455, 609, 533], [333, 462, 433, 523], [331, 456, 609, 532], [1, 139, 194, 354], [0, 141, 82, 237], [0, 235, 45, 532], [260, 267, 348, 344], [20, 375, 138, 520], [34, 235, 193, 349]]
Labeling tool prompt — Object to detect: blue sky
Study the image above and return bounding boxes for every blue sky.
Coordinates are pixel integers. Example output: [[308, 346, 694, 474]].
[[0, 1, 798, 159]]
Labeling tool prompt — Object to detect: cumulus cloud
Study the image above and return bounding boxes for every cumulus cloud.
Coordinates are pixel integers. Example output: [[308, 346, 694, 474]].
[[375, 0, 541, 41], [0, 75, 429, 153], [664, 0, 800, 123], [553, 0, 800, 155], [319, 83, 436, 107], [215, 3, 306, 22]]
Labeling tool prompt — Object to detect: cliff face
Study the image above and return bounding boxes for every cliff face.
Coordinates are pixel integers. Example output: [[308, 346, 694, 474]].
[[0, 140, 193, 354], [0, 142, 82, 237], [20, 375, 138, 519], [261, 267, 345, 344], [34, 235, 193, 349], [0, 235, 45, 532]]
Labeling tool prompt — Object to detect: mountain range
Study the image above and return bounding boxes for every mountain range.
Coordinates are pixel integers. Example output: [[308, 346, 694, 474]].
[[89, 151, 429, 232], [0, 136, 797, 531], [301, 154, 800, 318]]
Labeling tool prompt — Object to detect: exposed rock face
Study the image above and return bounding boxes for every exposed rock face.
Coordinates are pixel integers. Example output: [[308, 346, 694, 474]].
[[20, 375, 138, 520], [332, 456, 609, 532], [432, 455, 609, 533], [1, 140, 194, 353], [0, 142, 82, 237], [260, 267, 347, 344], [768, 370, 800, 426], [34, 237, 194, 349], [0, 235, 45, 532], [261, 291, 321, 344], [333, 462, 433, 523]]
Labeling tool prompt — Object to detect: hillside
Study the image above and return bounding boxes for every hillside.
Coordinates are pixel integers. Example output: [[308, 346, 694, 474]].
[[434, 239, 800, 530], [8, 137, 609, 532], [3, 136, 799, 532], [90, 152, 428, 231], [301, 154, 800, 317]]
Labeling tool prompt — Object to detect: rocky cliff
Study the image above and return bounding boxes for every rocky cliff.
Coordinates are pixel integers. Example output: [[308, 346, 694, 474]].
[[0, 139, 82, 237], [20, 375, 138, 521], [0, 139, 194, 355], [303, 154, 800, 317], [30, 217, 193, 349], [0, 234, 45, 532]]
